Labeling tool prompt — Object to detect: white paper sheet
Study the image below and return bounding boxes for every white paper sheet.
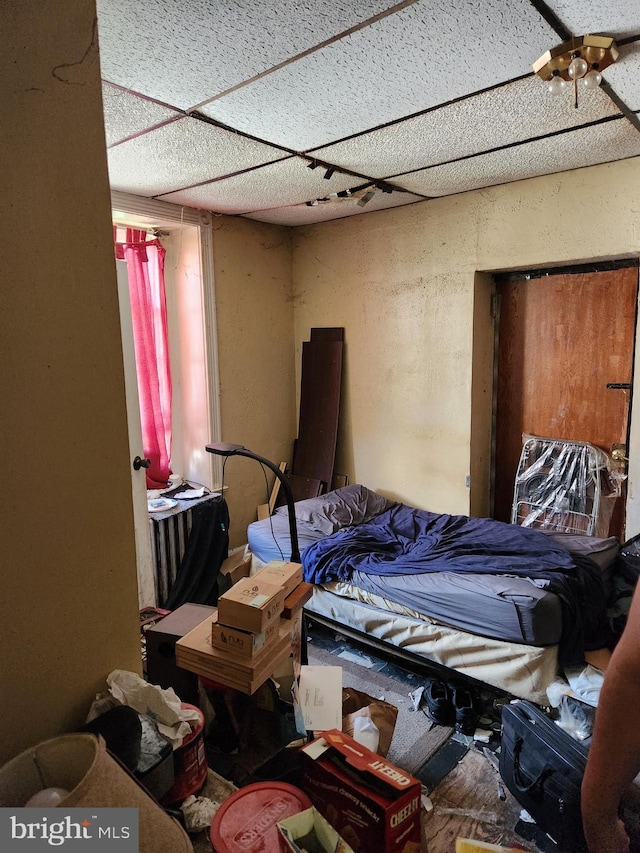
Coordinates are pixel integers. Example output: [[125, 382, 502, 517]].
[[298, 665, 343, 732]]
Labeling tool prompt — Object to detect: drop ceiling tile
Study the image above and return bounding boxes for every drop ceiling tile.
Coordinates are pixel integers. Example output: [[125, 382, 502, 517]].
[[393, 118, 640, 197], [102, 83, 181, 147], [200, 0, 558, 150], [106, 117, 288, 196], [243, 189, 424, 226], [604, 44, 640, 112], [96, 0, 400, 110], [156, 157, 360, 213], [543, 1, 640, 39], [311, 76, 619, 178]]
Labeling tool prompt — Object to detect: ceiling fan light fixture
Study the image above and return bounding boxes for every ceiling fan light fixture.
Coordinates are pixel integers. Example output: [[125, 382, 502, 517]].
[[533, 34, 618, 108]]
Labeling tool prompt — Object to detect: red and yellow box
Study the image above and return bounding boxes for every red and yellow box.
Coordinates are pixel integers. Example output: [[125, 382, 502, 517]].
[[300, 730, 421, 853]]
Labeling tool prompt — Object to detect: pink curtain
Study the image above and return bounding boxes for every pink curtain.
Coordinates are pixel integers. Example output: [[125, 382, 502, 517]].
[[115, 228, 172, 489]]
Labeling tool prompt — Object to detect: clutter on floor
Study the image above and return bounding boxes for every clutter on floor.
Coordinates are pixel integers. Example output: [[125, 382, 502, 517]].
[[2, 562, 626, 853]]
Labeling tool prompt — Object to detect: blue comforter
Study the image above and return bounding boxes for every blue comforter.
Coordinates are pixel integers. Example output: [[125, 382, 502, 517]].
[[302, 503, 608, 664]]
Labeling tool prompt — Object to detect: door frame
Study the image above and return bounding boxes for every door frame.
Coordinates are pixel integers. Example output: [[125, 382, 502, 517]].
[[111, 191, 223, 489], [470, 259, 640, 538], [111, 192, 223, 607]]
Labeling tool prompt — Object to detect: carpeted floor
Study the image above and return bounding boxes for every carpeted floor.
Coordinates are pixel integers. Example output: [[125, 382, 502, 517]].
[[306, 639, 453, 775]]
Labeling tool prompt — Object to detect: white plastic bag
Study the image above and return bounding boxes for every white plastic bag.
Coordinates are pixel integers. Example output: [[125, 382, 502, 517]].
[[352, 715, 379, 753]]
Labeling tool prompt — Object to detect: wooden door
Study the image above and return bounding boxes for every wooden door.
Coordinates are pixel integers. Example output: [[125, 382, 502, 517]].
[[494, 265, 638, 539]]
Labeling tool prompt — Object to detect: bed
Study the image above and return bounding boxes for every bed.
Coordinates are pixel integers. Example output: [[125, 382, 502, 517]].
[[246, 485, 619, 704]]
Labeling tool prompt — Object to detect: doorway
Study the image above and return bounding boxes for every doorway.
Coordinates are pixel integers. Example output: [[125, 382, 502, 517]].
[[492, 262, 639, 541], [111, 192, 222, 606]]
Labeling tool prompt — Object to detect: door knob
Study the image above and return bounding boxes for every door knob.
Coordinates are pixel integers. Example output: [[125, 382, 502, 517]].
[[133, 455, 151, 470]]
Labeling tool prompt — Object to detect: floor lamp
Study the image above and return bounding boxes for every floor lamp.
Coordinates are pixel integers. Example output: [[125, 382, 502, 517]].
[[206, 442, 301, 563]]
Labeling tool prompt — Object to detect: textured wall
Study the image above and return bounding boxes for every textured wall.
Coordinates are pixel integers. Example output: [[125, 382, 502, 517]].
[[292, 159, 640, 519], [1, 0, 141, 763], [212, 218, 296, 548]]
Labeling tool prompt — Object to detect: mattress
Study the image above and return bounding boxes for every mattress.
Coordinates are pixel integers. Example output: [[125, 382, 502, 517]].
[[249, 512, 563, 646], [348, 568, 561, 646], [248, 485, 617, 677], [248, 513, 324, 563], [305, 585, 559, 705]]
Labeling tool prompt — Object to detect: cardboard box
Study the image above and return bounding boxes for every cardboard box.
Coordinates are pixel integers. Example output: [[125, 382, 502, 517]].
[[300, 730, 421, 853], [176, 612, 301, 694], [210, 611, 279, 659], [220, 550, 252, 586], [278, 806, 355, 853], [217, 575, 285, 634], [255, 560, 303, 597]]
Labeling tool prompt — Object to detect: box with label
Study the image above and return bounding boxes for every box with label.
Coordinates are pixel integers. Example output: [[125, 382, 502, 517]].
[[210, 611, 279, 659], [300, 730, 421, 853], [256, 560, 303, 597], [176, 612, 299, 694], [217, 575, 285, 634]]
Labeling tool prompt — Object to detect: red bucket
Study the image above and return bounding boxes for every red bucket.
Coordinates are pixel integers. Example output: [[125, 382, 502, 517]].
[[210, 781, 312, 852], [159, 703, 207, 805]]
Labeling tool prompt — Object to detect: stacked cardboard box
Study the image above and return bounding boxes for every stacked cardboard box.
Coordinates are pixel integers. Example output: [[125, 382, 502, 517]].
[[176, 613, 298, 693], [175, 561, 312, 694], [217, 573, 286, 634], [254, 560, 313, 620]]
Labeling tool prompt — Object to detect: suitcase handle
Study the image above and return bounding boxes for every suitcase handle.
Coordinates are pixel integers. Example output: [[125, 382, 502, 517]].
[[513, 738, 554, 794]]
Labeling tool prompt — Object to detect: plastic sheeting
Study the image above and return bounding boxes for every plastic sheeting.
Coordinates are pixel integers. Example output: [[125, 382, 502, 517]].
[[511, 435, 622, 538]]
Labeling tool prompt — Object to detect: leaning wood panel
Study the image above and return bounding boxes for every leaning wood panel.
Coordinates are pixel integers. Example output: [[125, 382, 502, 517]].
[[292, 337, 343, 491]]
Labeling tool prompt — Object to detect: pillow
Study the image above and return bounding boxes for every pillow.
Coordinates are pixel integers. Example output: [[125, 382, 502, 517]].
[[274, 484, 393, 535]]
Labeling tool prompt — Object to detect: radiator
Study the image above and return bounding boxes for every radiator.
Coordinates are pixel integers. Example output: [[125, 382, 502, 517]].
[[148, 507, 194, 607]]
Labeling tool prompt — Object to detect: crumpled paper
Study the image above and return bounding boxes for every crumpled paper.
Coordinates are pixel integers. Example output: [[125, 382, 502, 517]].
[[87, 670, 200, 748], [180, 795, 221, 832]]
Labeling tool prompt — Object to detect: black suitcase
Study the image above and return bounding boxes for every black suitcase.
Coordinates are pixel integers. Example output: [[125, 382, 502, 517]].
[[500, 700, 589, 850]]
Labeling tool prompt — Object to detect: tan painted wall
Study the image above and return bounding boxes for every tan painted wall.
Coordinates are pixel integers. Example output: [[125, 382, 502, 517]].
[[212, 218, 296, 549], [1, 1, 141, 764], [292, 159, 640, 518]]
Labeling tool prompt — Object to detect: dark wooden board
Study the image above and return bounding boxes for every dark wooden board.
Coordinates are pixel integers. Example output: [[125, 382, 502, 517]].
[[292, 338, 343, 490]]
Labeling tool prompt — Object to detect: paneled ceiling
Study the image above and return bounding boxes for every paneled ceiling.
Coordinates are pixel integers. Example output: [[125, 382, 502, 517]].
[[98, 0, 640, 226]]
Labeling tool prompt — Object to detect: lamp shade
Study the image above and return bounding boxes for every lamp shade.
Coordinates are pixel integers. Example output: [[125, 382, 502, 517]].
[[0, 734, 192, 853]]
